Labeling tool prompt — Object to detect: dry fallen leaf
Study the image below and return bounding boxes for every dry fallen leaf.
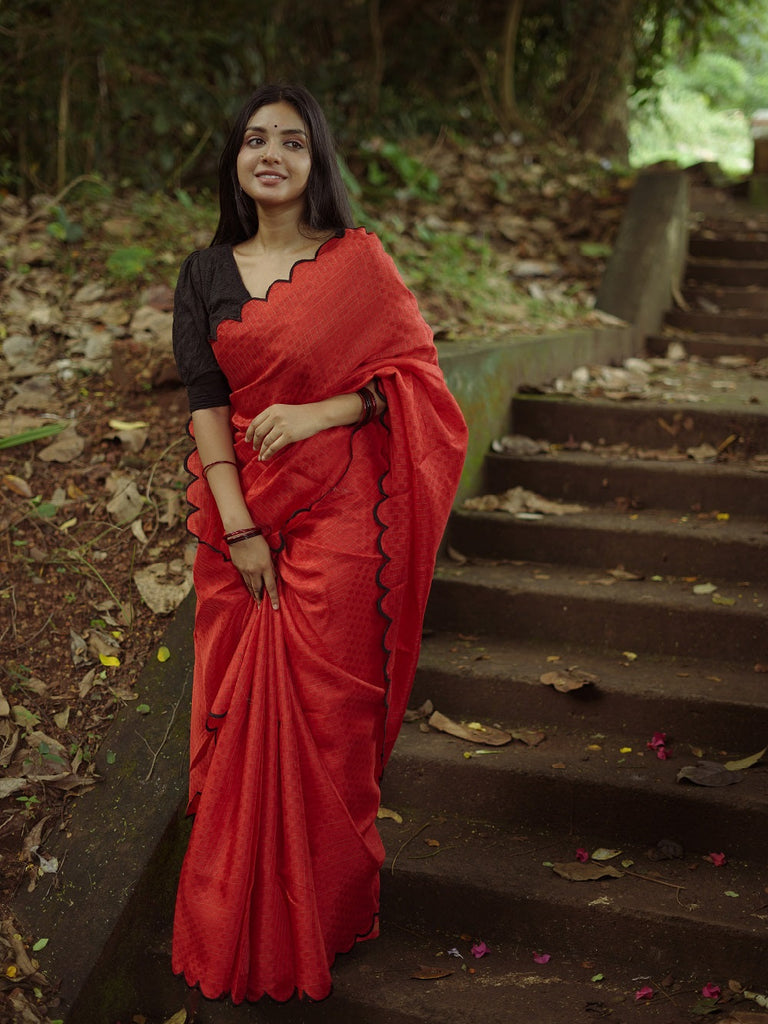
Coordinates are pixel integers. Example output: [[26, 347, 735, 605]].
[[677, 761, 746, 787], [428, 709, 512, 746], [724, 745, 767, 772], [411, 966, 453, 980], [377, 806, 403, 824], [3, 473, 33, 497], [540, 668, 598, 692], [161, 1010, 188, 1024], [551, 861, 623, 881], [511, 728, 546, 747]]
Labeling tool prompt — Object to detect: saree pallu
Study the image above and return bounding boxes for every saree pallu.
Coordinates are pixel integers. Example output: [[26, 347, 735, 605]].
[[172, 228, 467, 1003]]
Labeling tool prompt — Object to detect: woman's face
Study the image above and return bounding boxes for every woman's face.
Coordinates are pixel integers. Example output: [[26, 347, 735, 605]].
[[236, 101, 312, 216]]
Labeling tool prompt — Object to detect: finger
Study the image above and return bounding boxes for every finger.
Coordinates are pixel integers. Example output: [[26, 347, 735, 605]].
[[259, 433, 282, 461], [262, 568, 279, 610]]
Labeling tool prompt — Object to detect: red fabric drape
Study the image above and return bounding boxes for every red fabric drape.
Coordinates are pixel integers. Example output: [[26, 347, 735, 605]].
[[172, 228, 466, 1002]]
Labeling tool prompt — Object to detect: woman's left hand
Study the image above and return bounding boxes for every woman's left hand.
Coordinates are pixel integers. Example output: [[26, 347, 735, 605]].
[[245, 403, 324, 461]]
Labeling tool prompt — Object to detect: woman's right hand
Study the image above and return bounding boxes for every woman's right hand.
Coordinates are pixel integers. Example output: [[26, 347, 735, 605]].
[[229, 534, 279, 609]]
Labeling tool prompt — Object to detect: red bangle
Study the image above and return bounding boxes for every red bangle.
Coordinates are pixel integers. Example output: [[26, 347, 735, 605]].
[[356, 388, 376, 426], [224, 527, 263, 545], [202, 459, 237, 480]]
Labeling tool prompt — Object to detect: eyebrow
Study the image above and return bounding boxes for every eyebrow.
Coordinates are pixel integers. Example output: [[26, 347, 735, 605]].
[[244, 124, 307, 137]]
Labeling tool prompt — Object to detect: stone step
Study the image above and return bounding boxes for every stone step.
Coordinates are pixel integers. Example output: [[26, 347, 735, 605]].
[[414, 631, 768, 752], [426, 559, 768, 662], [685, 258, 768, 287], [136, 911, 735, 1023], [511, 394, 768, 451], [375, 807, 768, 982], [646, 331, 768, 361], [682, 283, 768, 311], [689, 235, 768, 260], [691, 217, 768, 237], [482, 450, 768, 517], [664, 308, 768, 336], [448, 507, 767, 581]]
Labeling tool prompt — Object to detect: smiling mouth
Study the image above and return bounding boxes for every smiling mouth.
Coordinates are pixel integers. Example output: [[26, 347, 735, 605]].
[[256, 172, 286, 180]]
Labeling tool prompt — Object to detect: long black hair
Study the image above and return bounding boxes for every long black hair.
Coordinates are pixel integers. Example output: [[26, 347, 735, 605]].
[[210, 83, 355, 247]]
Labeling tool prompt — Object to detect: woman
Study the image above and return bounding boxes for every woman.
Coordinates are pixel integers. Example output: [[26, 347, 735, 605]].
[[171, 83, 467, 1005]]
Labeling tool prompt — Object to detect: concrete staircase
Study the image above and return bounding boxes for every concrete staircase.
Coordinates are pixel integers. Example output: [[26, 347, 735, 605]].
[[310, 209, 768, 1023], [648, 209, 768, 363]]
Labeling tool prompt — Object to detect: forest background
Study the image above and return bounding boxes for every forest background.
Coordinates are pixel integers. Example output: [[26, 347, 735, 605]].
[[3, 0, 768, 197]]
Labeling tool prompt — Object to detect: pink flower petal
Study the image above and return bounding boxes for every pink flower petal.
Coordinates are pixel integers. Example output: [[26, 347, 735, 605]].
[[656, 746, 671, 760], [471, 941, 488, 959], [708, 852, 727, 867], [533, 952, 551, 964], [646, 731, 667, 750], [635, 985, 654, 1001], [702, 982, 721, 1000], [575, 847, 589, 862]]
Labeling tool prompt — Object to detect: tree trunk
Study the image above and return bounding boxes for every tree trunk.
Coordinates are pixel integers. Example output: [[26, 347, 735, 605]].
[[556, 0, 636, 162]]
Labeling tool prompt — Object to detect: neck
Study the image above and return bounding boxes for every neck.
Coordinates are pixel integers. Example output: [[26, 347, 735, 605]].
[[251, 204, 310, 253]]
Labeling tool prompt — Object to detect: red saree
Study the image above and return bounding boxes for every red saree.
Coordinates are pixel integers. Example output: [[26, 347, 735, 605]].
[[172, 228, 467, 1003]]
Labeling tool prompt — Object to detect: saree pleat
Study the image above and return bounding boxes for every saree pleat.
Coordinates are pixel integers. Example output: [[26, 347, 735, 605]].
[[172, 228, 467, 1002]]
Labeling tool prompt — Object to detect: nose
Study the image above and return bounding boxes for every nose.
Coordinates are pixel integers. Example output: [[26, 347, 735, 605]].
[[261, 137, 281, 163]]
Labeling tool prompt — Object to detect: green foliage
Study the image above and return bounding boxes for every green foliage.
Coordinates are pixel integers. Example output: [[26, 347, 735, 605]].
[[683, 52, 748, 109], [47, 206, 84, 244], [629, 65, 752, 173], [358, 141, 440, 200], [1, 0, 766, 192], [106, 246, 154, 282]]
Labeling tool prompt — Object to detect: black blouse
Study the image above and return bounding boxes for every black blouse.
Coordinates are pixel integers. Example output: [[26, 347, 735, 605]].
[[172, 245, 254, 411]]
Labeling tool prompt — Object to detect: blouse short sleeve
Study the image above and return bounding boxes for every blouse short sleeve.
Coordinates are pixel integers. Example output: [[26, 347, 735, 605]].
[[173, 251, 231, 411]]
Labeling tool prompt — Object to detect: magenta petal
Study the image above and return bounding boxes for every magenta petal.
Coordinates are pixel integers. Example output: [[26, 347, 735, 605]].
[[471, 941, 488, 958], [635, 985, 654, 1001], [708, 852, 727, 867], [533, 952, 551, 964], [575, 847, 589, 862], [702, 983, 721, 1000]]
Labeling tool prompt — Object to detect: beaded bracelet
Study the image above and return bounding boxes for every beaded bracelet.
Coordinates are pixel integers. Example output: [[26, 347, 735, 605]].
[[356, 388, 376, 426], [202, 459, 237, 480], [224, 527, 263, 546]]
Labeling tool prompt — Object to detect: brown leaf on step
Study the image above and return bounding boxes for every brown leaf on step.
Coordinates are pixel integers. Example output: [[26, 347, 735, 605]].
[[463, 485, 586, 517], [540, 669, 598, 692], [377, 807, 403, 824], [552, 861, 623, 881], [677, 761, 746, 786], [446, 545, 468, 564], [724, 745, 767, 772], [606, 565, 643, 581], [511, 728, 546, 747], [403, 699, 434, 723], [411, 966, 453, 980], [687, 443, 718, 463], [428, 710, 512, 746]]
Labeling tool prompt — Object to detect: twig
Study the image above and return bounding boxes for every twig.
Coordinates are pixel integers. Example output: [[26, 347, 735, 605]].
[[622, 868, 685, 891], [391, 820, 432, 874], [139, 683, 186, 783], [408, 845, 455, 860], [22, 612, 54, 646], [7, 174, 103, 235]]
